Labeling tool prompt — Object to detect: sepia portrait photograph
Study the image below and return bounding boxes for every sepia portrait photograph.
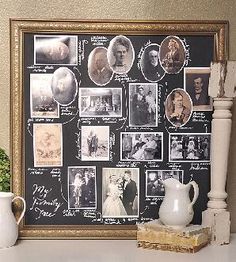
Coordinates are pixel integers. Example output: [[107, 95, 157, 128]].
[[165, 88, 193, 127], [146, 170, 183, 197], [79, 88, 122, 117], [129, 83, 158, 127], [68, 166, 96, 209], [140, 44, 165, 82], [159, 35, 186, 74], [184, 67, 212, 111], [33, 123, 63, 167], [88, 47, 113, 86], [30, 73, 59, 118], [81, 126, 110, 161], [51, 67, 78, 106], [120, 132, 163, 161], [34, 35, 77, 65], [102, 168, 139, 218], [107, 35, 135, 74], [169, 133, 211, 162]]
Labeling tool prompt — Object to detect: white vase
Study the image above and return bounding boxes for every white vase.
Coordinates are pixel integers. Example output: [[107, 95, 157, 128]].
[[0, 192, 26, 248], [159, 178, 199, 229]]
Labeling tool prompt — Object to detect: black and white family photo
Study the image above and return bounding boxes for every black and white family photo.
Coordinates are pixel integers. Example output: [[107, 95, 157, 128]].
[[159, 36, 186, 74], [79, 88, 122, 117], [184, 67, 212, 111], [165, 88, 192, 127], [169, 134, 211, 162], [68, 166, 96, 209], [129, 83, 158, 127], [81, 126, 110, 161], [88, 47, 113, 86], [34, 35, 77, 65], [30, 74, 59, 118], [107, 35, 135, 74], [140, 43, 165, 82], [146, 170, 183, 197], [102, 168, 139, 218], [121, 132, 163, 161]]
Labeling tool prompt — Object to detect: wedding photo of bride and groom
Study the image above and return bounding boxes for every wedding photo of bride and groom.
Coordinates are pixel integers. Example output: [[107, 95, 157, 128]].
[[102, 168, 139, 218]]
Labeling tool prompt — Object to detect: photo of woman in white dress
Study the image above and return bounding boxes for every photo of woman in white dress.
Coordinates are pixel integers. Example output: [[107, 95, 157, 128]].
[[102, 174, 127, 217]]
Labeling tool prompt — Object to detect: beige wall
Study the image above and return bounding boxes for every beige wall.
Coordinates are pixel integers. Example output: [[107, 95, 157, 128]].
[[1, 0, 236, 230]]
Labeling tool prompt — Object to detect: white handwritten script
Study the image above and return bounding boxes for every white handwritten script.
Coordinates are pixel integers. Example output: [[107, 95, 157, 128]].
[[30, 184, 63, 220]]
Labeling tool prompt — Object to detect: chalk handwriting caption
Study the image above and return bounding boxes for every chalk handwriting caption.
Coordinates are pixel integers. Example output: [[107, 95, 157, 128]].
[[30, 184, 64, 220]]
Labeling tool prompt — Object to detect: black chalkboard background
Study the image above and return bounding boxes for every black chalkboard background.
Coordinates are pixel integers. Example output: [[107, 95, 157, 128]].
[[23, 33, 214, 226]]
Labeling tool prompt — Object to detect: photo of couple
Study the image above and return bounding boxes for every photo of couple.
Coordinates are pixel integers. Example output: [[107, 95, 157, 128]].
[[102, 168, 139, 218], [68, 167, 96, 209]]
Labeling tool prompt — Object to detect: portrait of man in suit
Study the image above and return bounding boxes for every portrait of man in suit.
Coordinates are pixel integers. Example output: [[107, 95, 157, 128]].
[[122, 170, 137, 215], [141, 44, 165, 82], [88, 47, 113, 86], [185, 67, 212, 111]]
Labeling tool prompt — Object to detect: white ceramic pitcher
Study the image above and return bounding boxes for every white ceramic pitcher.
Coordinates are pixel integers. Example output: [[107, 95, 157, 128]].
[[0, 192, 26, 248], [159, 178, 199, 229]]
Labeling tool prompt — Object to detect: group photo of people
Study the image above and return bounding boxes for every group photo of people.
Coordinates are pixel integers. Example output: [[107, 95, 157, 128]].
[[121, 132, 162, 161], [102, 168, 139, 217], [129, 83, 158, 127], [79, 88, 122, 117], [146, 170, 183, 197], [68, 167, 96, 209], [169, 134, 211, 162]]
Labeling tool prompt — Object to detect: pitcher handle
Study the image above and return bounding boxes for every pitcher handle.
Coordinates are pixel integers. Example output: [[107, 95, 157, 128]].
[[188, 181, 199, 213], [12, 196, 26, 225]]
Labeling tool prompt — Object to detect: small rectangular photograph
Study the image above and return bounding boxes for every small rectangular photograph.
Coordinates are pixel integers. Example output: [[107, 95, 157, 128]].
[[68, 166, 96, 209], [120, 132, 163, 161], [30, 74, 59, 118], [34, 35, 77, 65], [184, 67, 213, 111], [146, 170, 183, 198], [33, 123, 63, 167], [79, 88, 122, 117], [169, 133, 211, 162], [81, 126, 110, 161], [102, 168, 139, 218], [129, 83, 158, 127]]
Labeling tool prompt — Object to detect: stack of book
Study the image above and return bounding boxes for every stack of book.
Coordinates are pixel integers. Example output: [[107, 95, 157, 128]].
[[137, 220, 211, 253]]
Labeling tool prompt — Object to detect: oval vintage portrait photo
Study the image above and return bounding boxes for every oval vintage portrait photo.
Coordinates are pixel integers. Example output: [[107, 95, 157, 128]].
[[165, 88, 192, 127], [88, 47, 113, 86], [140, 44, 165, 82], [107, 35, 135, 74], [159, 36, 186, 74], [51, 67, 78, 106]]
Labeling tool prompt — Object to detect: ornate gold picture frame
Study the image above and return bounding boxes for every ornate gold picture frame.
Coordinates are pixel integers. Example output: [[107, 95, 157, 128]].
[[10, 19, 228, 239]]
